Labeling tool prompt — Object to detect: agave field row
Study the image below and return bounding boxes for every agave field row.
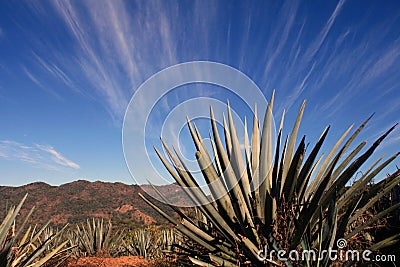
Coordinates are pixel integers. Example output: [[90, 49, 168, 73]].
[[0, 195, 184, 266], [1, 95, 399, 266]]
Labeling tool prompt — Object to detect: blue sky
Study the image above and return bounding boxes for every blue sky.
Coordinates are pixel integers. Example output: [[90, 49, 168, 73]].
[[0, 0, 399, 186]]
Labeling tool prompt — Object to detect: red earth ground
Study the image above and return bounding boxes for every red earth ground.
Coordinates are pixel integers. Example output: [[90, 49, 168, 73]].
[[67, 256, 149, 267]]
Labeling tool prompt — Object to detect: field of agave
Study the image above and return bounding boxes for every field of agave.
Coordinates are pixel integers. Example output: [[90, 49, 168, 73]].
[[141, 93, 400, 266], [1, 94, 399, 266], [0, 194, 181, 266]]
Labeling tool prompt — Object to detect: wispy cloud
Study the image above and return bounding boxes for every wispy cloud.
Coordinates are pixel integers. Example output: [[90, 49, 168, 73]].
[[20, 1, 181, 122], [361, 46, 400, 86], [50, 1, 128, 118], [21, 65, 62, 99], [9, 1, 400, 134], [31, 52, 81, 95], [0, 140, 80, 170], [314, 34, 400, 116], [305, 0, 347, 61], [253, 1, 347, 114], [282, 0, 346, 111], [22, 66, 43, 87], [36, 144, 80, 169], [262, 1, 300, 79]]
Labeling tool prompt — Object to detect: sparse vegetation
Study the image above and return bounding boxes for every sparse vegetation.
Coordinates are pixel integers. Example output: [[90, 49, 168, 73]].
[[124, 226, 183, 261], [0, 194, 72, 267], [67, 218, 125, 258], [0, 181, 172, 228]]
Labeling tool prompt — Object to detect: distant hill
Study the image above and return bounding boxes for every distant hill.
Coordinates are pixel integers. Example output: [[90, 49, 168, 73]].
[[0, 180, 188, 229]]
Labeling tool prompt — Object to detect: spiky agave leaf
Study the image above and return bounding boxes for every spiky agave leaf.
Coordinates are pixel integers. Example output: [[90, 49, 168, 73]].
[[71, 218, 124, 258], [141, 95, 399, 266], [0, 195, 72, 267]]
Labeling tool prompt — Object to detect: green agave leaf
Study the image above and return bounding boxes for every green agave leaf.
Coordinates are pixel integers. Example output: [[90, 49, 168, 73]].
[[283, 135, 306, 203], [271, 128, 282, 193], [264, 189, 276, 230], [27, 240, 69, 267], [298, 154, 323, 205], [210, 106, 252, 224], [367, 233, 400, 251], [281, 100, 306, 196], [148, 180, 191, 222], [336, 195, 362, 242], [347, 202, 400, 239], [300, 237, 312, 267], [348, 171, 400, 225], [187, 117, 239, 223], [322, 115, 375, 187], [338, 152, 399, 211], [13, 206, 35, 249], [0, 193, 28, 246], [313, 124, 352, 185], [209, 131, 224, 184], [104, 220, 112, 250], [28, 219, 52, 246], [189, 256, 217, 267], [321, 124, 397, 210], [251, 104, 260, 193], [226, 103, 252, 214], [21, 233, 56, 267], [272, 110, 286, 205], [181, 218, 214, 243], [195, 150, 235, 220], [156, 142, 220, 219], [244, 117, 251, 175], [19, 226, 32, 248], [209, 254, 238, 267], [223, 113, 232, 158], [226, 104, 261, 245], [330, 141, 366, 185], [324, 205, 338, 267], [290, 145, 343, 249], [296, 126, 330, 201], [154, 144, 200, 203], [316, 207, 324, 267], [259, 91, 275, 219], [305, 140, 365, 200], [138, 193, 218, 252], [276, 134, 288, 205], [155, 145, 237, 242]]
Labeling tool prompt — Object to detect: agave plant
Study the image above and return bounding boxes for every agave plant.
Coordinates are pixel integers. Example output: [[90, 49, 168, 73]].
[[140, 92, 400, 266], [125, 226, 179, 260], [0, 194, 71, 267], [69, 218, 125, 258]]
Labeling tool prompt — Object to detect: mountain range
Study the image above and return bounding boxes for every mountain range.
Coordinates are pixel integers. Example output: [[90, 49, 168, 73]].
[[0, 180, 187, 229]]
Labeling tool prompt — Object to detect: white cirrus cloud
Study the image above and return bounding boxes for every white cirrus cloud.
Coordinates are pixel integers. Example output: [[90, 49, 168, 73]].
[[17, 0, 183, 123], [35, 144, 80, 170], [0, 140, 80, 170]]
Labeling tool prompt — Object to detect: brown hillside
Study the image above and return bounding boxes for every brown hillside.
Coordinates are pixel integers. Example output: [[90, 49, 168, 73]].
[[0, 180, 186, 228]]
